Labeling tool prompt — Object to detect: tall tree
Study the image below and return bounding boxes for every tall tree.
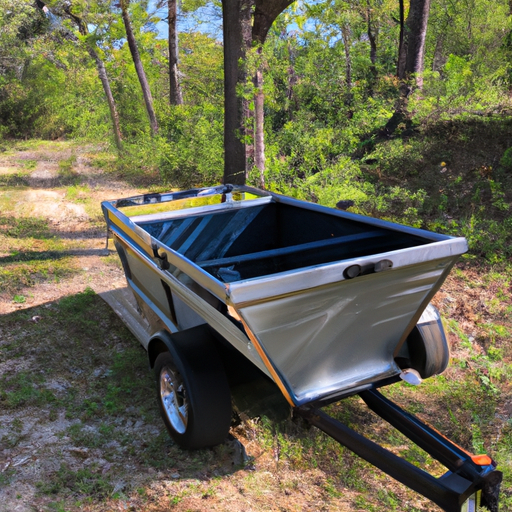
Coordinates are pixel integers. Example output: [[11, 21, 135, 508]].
[[398, 0, 431, 88], [35, 1, 124, 150], [119, 0, 159, 135], [222, 0, 295, 185], [382, 0, 431, 135], [366, 0, 378, 80], [221, 0, 253, 185], [253, 46, 265, 187], [168, 0, 183, 105]]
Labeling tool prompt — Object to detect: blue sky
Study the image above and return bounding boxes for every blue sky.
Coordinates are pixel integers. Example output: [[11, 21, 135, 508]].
[[148, 0, 223, 40]]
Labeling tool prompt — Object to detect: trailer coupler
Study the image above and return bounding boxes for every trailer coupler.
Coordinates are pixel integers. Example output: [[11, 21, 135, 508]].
[[295, 389, 501, 512]]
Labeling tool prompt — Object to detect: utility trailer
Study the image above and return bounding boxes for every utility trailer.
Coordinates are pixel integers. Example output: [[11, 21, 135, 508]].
[[102, 185, 502, 512]]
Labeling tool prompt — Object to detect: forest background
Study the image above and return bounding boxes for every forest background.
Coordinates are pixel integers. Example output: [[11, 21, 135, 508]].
[[1, 0, 512, 257], [1, 0, 512, 511]]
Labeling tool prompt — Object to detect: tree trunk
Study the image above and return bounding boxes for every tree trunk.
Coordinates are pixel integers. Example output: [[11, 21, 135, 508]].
[[366, 0, 377, 79], [254, 47, 265, 188], [221, 0, 251, 185], [286, 38, 298, 119], [241, 0, 254, 177], [120, 0, 159, 135], [383, 0, 431, 136], [87, 46, 124, 151], [222, 0, 295, 185], [252, 0, 296, 44], [168, 0, 183, 106], [397, 0, 405, 78], [340, 22, 352, 89], [251, 0, 295, 181], [398, 0, 431, 88]]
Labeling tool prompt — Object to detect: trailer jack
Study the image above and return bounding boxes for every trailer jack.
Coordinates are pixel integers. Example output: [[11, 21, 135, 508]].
[[296, 389, 502, 512]]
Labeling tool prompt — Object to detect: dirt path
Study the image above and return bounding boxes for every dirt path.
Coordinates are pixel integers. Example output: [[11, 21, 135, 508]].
[[0, 143, 140, 315]]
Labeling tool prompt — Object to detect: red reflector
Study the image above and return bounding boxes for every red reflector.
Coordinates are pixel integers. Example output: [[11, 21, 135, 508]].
[[471, 454, 492, 466]]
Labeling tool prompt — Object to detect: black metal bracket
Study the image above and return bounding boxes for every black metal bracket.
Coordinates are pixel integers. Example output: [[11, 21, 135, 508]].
[[152, 243, 170, 270], [295, 389, 502, 512]]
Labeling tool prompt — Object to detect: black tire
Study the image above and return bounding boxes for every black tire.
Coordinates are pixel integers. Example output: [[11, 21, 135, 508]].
[[153, 328, 232, 450], [407, 326, 449, 379]]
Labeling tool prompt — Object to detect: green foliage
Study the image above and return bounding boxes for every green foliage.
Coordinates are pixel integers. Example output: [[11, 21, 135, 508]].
[[0, 0, 510, 259], [112, 103, 224, 187]]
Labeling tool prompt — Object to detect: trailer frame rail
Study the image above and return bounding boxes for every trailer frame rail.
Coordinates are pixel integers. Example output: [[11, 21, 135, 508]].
[[296, 389, 502, 512]]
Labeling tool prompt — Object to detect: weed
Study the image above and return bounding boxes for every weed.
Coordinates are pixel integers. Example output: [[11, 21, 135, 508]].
[[1, 433, 22, 449], [11, 418, 23, 432], [377, 488, 400, 509], [0, 469, 14, 487], [37, 464, 113, 498], [67, 423, 106, 449], [58, 156, 80, 186], [323, 477, 344, 498], [20, 159, 37, 170], [45, 502, 73, 512], [65, 184, 89, 202], [0, 371, 57, 409]]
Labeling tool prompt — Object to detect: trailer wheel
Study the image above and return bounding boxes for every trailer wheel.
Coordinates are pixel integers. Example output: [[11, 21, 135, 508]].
[[405, 305, 450, 379], [153, 329, 232, 450]]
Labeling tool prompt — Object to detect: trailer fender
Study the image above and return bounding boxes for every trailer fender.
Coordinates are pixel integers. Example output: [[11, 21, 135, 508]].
[[147, 325, 217, 368], [147, 330, 173, 369]]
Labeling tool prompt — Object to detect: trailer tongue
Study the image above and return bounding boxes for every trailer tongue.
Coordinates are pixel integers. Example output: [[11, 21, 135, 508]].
[[102, 185, 501, 511]]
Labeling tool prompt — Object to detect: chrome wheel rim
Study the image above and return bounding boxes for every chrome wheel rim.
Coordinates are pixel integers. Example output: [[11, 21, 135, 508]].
[[160, 365, 188, 434]]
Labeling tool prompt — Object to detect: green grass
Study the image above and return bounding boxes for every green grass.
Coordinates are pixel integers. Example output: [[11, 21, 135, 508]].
[[57, 156, 81, 185], [0, 216, 79, 293], [65, 184, 89, 202], [0, 216, 52, 238], [0, 469, 14, 488], [0, 256, 75, 293], [36, 464, 114, 498], [0, 371, 57, 409]]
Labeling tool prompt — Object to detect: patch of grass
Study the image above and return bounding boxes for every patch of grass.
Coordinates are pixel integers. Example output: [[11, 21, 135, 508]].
[[1, 432, 23, 449], [36, 463, 114, 498], [0, 469, 15, 487], [0, 216, 52, 239], [323, 477, 344, 498], [65, 184, 89, 203], [139, 431, 175, 469], [0, 371, 57, 409], [0, 173, 29, 187], [88, 151, 116, 172], [97, 346, 155, 417], [58, 156, 80, 186], [67, 422, 113, 450], [45, 501, 75, 512], [19, 159, 37, 170], [0, 256, 75, 294]]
